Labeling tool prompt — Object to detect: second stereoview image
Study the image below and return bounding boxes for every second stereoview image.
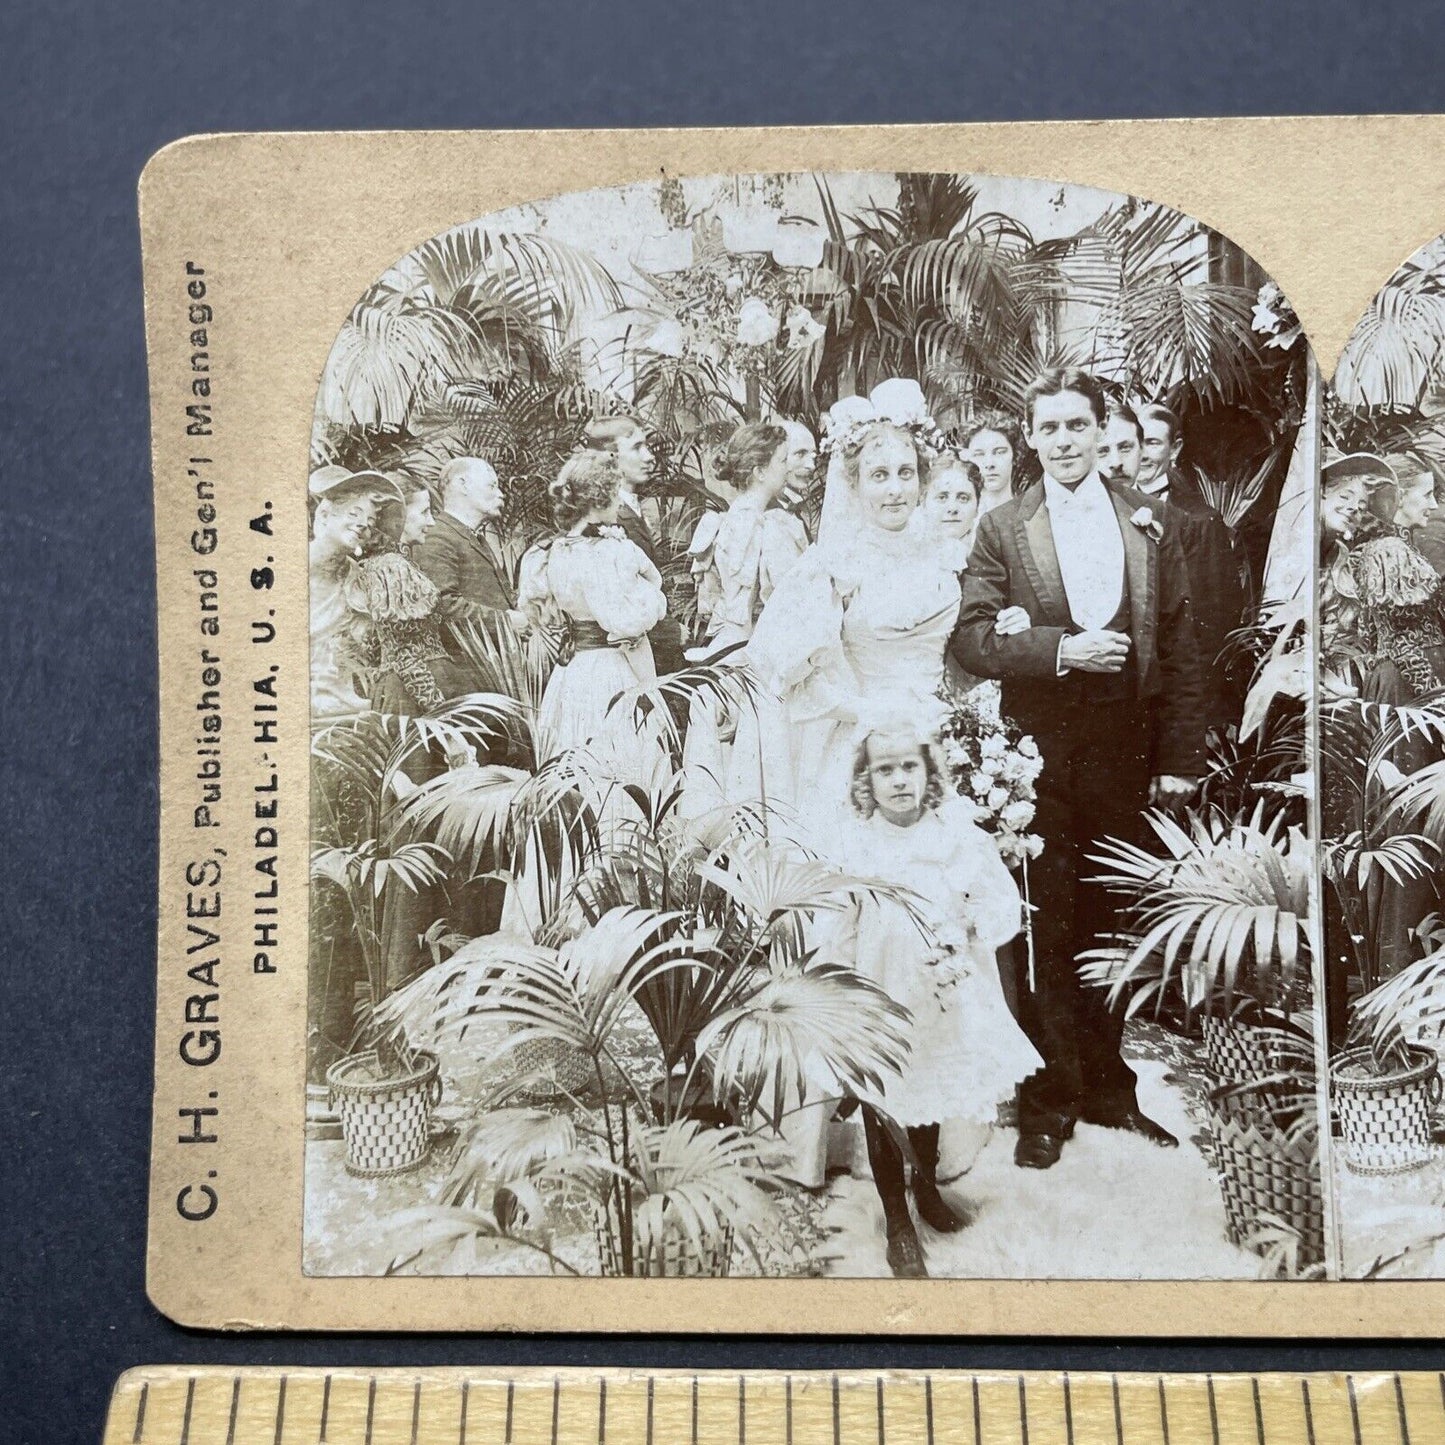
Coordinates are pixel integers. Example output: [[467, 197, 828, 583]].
[[304, 170, 1324, 1282], [1321, 232, 1445, 1280]]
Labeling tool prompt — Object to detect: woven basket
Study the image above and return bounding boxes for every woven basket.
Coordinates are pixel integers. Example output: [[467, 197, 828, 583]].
[[507, 1031, 601, 1105], [590, 1204, 735, 1278], [326, 1049, 441, 1178], [1207, 1099, 1324, 1270], [1332, 1046, 1442, 1176], [1202, 1016, 1298, 1118]]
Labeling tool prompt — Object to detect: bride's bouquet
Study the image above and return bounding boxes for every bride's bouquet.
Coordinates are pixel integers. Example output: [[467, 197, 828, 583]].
[[937, 683, 1045, 869]]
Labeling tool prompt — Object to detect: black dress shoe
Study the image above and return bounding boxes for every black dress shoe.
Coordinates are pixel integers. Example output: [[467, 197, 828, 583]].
[[884, 1216, 928, 1277], [1083, 1106, 1179, 1147], [1014, 1132, 1065, 1169]]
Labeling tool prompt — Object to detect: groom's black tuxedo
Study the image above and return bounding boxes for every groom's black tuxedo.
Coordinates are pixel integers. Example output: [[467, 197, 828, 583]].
[[952, 478, 1205, 1139]]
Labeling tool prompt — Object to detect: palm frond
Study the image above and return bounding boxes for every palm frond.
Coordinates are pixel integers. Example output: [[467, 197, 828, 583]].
[[696, 963, 913, 1128]]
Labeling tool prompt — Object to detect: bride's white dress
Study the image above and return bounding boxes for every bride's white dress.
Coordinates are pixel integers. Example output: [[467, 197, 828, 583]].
[[749, 523, 960, 844], [745, 523, 972, 1184]]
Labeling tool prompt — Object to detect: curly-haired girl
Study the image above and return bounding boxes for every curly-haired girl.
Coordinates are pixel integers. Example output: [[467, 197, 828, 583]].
[[823, 707, 1040, 1278]]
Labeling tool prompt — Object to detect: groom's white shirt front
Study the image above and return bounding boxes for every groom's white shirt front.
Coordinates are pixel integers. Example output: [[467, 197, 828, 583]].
[[1043, 470, 1126, 630]]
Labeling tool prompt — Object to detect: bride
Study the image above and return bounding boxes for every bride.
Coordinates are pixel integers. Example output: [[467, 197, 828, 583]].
[[745, 382, 970, 1186]]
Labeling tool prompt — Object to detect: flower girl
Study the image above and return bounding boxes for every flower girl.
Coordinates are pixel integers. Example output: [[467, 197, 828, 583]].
[[825, 704, 1041, 1277]]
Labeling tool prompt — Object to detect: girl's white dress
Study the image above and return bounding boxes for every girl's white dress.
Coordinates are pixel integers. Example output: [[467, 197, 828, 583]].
[[825, 797, 1041, 1125], [517, 531, 670, 782]]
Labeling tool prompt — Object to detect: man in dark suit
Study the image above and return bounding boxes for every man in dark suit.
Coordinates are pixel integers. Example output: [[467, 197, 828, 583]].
[[955, 368, 1206, 1170], [411, 455, 525, 696], [1136, 403, 1249, 730]]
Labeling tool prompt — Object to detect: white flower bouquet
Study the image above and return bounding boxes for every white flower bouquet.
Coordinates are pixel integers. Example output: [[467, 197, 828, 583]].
[[938, 685, 1045, 869]]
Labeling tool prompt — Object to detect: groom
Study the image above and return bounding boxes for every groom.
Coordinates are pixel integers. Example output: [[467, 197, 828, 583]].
[[953, 368, 1205, 1169]]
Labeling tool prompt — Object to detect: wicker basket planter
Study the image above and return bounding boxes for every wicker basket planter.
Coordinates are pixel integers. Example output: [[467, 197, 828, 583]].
[[1202, 1015, 1298, 1117], [326, 1049, 441, 1178], [590, 1204, 735, 1278], [1332, 1046, 1442, 1176], [507, 1032, 597, 1105], [1207, 1095, 1324, 1270]]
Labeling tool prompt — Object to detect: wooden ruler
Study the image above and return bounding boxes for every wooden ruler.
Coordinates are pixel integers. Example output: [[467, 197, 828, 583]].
[[103, 1368, 1445, 1444]]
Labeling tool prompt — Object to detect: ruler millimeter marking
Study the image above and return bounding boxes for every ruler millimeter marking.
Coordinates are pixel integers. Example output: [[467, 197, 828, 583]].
[[104, 1369, 1445, 1445]]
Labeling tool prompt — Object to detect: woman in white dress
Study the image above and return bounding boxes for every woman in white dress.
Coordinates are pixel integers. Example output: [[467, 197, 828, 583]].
[[683, 421, 809, 828], [516, 451, 669, 784], [744, 382, 961, 1185], [824, 708, 1041, 1276]]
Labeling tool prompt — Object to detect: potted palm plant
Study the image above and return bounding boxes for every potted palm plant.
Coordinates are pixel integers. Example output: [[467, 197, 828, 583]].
[[1081, 801, 1321, 1273], [1333, 940, 1445, 1175], [1319, 693, 1443, 1175], [376, 883, 914, 1276], [311, 697, 521, 1177]]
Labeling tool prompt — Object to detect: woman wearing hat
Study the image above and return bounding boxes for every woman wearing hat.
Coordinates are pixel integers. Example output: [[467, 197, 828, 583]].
[[309, 468, 396, 717], [343, 477, 477, 715]]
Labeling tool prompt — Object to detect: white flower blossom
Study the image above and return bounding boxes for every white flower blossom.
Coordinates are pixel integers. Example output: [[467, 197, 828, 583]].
[[987, 786, 1009, 812], [868, 377, 931, 427], [736, 297, 778, 346], [646, 318, 686, 358], [1001, 799, 1035, 831]]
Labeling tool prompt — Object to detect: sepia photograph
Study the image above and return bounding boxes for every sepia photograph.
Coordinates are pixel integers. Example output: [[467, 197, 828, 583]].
[[303, 169, 1319, 1282], [1321, 232, 1445, 1278]]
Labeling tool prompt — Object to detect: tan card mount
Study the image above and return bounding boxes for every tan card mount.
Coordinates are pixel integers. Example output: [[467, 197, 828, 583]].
[[143, 118, 1445, 1331]]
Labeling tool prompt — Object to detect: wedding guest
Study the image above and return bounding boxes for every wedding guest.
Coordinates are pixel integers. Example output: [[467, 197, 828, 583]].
[[823, 708, 1038, 1277], [962, 412, 1026, 515], [1338, 484, 1445, 977], [780, 417, 819, 511], [411, 456, 527, 697], [1137, 402, 1184, 492], [1384, 464, 1442, 539], [1097, 405, 1145, 488], [346, 477, 467, 715], [343, 479, 466, 985], [1320, 452, 1388, 560], [920, 453, 983, 563], [689, 422, 808, 655], [309, 467, 393, 718], [581, 416, 686, 677], [1391, 464, 1445, 581], [517, 451, 669, 774], [1127, 403, 1247, 729], [682, 422, 809, 829]]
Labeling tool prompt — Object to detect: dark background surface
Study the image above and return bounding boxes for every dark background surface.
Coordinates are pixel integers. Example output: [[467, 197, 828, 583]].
[[2, 1, 1444, 1440]]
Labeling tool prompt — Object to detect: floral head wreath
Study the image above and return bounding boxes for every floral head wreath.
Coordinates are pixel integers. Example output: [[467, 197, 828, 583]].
[[849, 690, 951, 754], [820, 378, 951, 461]]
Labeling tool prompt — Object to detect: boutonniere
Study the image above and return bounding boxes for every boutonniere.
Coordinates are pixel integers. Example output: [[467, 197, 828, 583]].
[[1129, 506, 1164, 543]]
